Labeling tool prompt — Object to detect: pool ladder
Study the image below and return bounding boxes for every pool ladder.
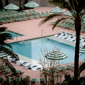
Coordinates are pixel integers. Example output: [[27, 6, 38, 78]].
[[16, 34, 24, 45], [41, 29, 49, 45]]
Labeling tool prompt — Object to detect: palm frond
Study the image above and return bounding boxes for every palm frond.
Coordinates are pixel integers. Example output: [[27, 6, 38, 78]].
[[52, 17, 68, 30], [78, 63, 85, 76], [0, 27, 7, 32], [0, 33, 13, 40], [3, 59, 17, 76], [0, 46, 19, 60], [39, 13, 63, 26]]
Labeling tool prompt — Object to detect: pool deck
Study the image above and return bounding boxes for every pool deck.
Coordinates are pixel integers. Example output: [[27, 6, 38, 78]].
[[1, 7, 85, 84]]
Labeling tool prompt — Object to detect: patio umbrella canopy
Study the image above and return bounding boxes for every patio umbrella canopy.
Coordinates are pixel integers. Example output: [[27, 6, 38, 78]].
[[64, 11, 72, 16], [45, 50, 68, 60], [4, 3, 19, 10], [49, 7, 65, 13], [25, 1, 39, 8]]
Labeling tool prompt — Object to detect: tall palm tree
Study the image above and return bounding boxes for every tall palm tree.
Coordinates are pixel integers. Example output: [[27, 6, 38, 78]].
[[39, 0, 85, 84]]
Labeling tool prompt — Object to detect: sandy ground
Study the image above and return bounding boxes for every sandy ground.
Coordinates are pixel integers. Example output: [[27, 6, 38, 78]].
[[0, 7, 85, 84]]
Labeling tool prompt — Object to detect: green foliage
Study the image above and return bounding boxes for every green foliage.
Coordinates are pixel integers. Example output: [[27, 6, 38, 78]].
[[0, 27, 19, 60]]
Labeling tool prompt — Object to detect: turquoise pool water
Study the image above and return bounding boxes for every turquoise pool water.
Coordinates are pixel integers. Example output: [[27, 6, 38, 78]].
[[9, 38, 85, 65], [2, 30, 23, 38]]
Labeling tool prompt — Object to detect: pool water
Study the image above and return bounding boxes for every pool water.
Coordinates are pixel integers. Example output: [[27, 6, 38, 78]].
[[2, 30, 23, 38], [9, 38, 85, 65]]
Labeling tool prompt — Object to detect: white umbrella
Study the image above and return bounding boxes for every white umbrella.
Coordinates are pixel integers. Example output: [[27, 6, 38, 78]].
[[45, 50, 68, 60], [50, 7, 65, 13], [4, 3, 19, 10], [25, 1, 39, 8]]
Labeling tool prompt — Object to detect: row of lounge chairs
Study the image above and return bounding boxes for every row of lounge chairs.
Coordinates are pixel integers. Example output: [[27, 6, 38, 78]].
[[51, 19, 85, 32], [54, 30, 85, 45], [7, 55, 42, 71], [0, 9, 51, 24], [0, 51, 42, 71]]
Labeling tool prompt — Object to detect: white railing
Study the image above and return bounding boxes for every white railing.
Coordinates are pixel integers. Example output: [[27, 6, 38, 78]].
[[16, 34, 24, 45], [41, 29, 49, 45]]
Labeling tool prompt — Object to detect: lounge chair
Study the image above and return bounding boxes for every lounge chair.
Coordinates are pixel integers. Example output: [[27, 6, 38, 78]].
[[31, 13, 39, 18], [39, 78, 45, 85], [41, 12, 47, 17], [31, 66, 42, 71], [16, 60, 27, 65], [65, 65, 73, 71], [23, 63, 32, 69], [69, 34, 76, 42], [31, 78, 37, 85], [81, 42, 85, 46], [28, 10, 33, 14], [36, 12, 44, 18], [5, 17, 14, 22], [23, 11, 30, 15], [45, 11, 51, 15], [54, 30, 63, 37], [65, 34, 73, 41], [25, 14, 34, 20], [11, 16, 19, 21], [29, 64, 38, 69], [15, 16, 23, 21], [80, 36, 84, 43], [32, 10, 38, 14], [57, 31, 65, 38], [1, 17, 9, 23], [19, 11, 26, 15], [61, 32, 69, 39], [18, 14, 27, 20]]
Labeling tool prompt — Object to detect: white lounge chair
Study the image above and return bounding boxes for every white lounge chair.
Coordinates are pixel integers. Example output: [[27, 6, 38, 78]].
[[80, 36, 85, 43], [61, 32, 69, 39], [65, 34, 73, 40], [81, 42, 85, 46], [23, 63, 32, 69], [57, 31, 65, 38], [16, 60, 26, 65], [32, 67, 42, 71], [29, 64, 38, 69], [69, 34, 76, 42], [54, 30, 63, 37]]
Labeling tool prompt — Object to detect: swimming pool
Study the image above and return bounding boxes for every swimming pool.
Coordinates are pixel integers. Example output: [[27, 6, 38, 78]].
[[2, 30, 23, 38], [9, 37, 85, 65]]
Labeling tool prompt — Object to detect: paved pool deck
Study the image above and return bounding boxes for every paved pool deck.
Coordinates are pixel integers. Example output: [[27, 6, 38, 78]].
[[0, 7, 85, 84]]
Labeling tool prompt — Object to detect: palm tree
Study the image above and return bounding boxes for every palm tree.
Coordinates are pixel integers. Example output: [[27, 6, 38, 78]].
[[39, 0, 85, 84], [0, 27, 20, 79], [0, 27, 19, 60]]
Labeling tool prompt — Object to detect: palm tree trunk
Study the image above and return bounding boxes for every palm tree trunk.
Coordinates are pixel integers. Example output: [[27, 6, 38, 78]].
[[74, 16, 81, 85], [25, 0, 28, 4], [0, 0, 3, 10], [19, 0, 22, 11], [5, 0, 9, 6]]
